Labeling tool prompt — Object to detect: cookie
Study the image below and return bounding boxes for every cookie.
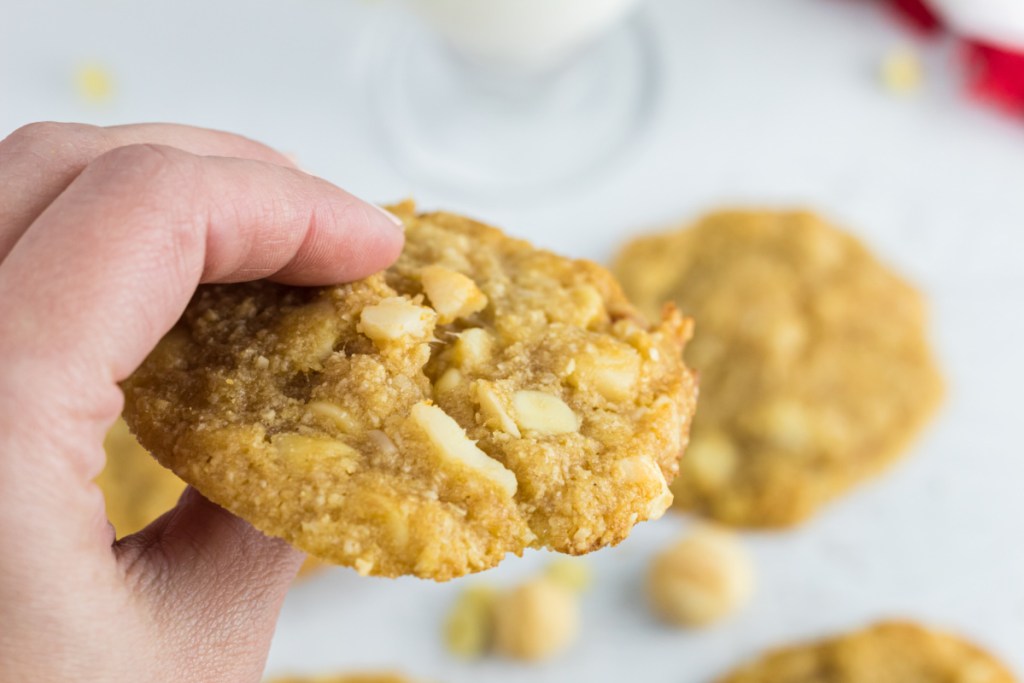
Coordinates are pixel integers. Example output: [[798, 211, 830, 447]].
[[123, 203, 697, 581], [717, 621, 1015, 683], [613, 210, 942, 527], [99, 418, 186, 537]]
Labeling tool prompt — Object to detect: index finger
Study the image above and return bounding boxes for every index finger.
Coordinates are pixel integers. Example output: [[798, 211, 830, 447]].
[[0, 121, 302, 262]]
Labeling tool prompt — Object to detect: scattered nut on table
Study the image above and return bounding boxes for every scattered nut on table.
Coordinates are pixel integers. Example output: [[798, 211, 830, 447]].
[[493, 576, 579, 661], [646, 526, 754, 627]]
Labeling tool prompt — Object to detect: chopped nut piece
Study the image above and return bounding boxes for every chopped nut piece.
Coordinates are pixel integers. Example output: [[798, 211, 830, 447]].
[[453, 328, 493, 370], [647, 526, 754, 628], [421, 265, 488, 324], [367, 429, 398, 457], [570, 343, 642, 401], [271, 433, 359, 473], [544, 558, 592, 592], [409, 402, 517, 497], [444, 584, 498, 659], [494, 577, 579, 661], [568, 285, 606, 328], [512, 391, 580, 435], [475, 382, 521, 437], [362, 491, 410, 548], [307, 401, 360, 434], [616, 456, 672, 519], [433, 367, 463, 395], [358, 297, 436, 345]]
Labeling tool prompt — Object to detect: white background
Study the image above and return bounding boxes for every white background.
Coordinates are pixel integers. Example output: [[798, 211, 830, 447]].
[[2, 0, 1023, 679]]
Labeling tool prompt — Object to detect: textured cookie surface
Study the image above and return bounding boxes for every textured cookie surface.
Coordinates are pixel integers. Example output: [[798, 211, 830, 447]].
[[99, 418, 186, 537], [123, 204, 697, 580], [613, 211, 942, 527], [717, 621, 1015, 683]]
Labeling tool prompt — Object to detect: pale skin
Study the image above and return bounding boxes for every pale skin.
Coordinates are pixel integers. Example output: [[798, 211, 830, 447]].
[[0, 122, 405, 682]]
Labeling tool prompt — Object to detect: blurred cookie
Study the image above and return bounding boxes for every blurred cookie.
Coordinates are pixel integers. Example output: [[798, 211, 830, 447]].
[[717, 621, 1014, 683], [614, 210, 942, 527], [99, 420, 322, 577], [99, 418, 186, 537], [124, 203, 697, 580]]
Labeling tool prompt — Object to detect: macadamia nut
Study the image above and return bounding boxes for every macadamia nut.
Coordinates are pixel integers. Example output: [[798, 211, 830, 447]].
[[646, 526, 754, 627]]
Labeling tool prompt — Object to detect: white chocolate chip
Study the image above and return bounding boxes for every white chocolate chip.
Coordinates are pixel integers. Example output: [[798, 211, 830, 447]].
[[358, 297, 437, 344], [408, 402, 517, 497], [421, 265, 488, 324], [512, 391, 580, 435], [475, 382, 521, 438]]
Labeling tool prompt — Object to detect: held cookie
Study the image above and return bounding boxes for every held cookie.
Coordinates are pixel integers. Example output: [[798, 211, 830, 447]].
[[613, 211, 942, 527], [717, 621, 1015, 683], [123, 203, 697, 581]]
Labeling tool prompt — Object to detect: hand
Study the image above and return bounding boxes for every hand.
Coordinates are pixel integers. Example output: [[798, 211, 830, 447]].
[[0, 122, 404, 682]]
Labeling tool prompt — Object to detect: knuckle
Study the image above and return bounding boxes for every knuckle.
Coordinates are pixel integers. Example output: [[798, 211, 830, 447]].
[[0, 121, 96, 156], [86, 143, 207, 275], [89, 144, 202, 211]]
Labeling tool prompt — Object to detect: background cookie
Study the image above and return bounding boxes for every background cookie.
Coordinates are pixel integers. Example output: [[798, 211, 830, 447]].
[[717, 621, 1015, 683], [123, 203, 697, 581], [99, 419, 322, 577], [613, 210, 943, 527], [99, 418, 187, 537]]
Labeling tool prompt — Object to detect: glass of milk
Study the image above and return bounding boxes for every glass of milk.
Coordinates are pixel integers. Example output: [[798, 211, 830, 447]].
[[366, 0, 658, 199]]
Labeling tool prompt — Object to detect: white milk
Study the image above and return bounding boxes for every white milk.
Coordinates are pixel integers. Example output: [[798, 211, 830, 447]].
[[404, 0, 643, 71]]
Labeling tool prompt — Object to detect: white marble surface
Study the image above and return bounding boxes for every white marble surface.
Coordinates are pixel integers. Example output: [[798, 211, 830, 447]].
[[3, 0, 1023, 679]]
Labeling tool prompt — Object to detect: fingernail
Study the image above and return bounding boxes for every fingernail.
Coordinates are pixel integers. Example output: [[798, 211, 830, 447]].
[[370, 203, 406, 232]]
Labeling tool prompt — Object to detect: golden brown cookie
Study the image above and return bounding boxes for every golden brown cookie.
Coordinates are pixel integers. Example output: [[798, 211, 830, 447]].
[[123, 203, 697, 581], [613, 210, 943, 527], [717, 621, 1015, 683], [99, 418, 186, 537]]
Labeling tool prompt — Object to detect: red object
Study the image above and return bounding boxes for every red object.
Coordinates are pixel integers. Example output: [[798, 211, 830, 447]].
[[964, 41, 1024, 114], [888, 0, 944, 34]]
